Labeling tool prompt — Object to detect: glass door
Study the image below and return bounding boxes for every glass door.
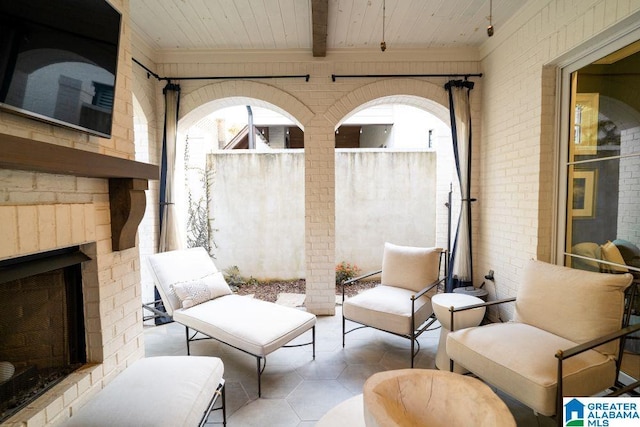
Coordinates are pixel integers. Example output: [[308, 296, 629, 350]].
[[564, 41, 640, 276]]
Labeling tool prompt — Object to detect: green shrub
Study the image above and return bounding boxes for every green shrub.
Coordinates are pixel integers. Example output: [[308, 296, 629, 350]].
[[336, 261, 361, 285], [223, 266, 259, 291], [223, 266, 245, 288]]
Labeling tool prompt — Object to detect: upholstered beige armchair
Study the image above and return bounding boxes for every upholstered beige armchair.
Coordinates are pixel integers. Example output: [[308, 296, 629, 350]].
[[341, 242, 445, 367], [446, 260, 640, 426]]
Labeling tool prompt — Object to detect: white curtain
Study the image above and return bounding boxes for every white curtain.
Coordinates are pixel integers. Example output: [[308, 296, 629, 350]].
[[158, 83, 183, 252], [445, 80, 474, 292]]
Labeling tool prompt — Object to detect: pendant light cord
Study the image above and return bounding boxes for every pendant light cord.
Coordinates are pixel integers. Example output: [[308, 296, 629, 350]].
[[487, 0, 494, 36], [380, 0, 387, 51]]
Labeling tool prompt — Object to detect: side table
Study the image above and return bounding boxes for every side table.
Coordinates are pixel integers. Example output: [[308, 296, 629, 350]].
[[453, 285, 489, 301], [431, 293, 486, 373]]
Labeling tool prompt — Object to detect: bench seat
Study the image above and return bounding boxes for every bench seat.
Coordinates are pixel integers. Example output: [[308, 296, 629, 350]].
[[63, 356, 225, 427]]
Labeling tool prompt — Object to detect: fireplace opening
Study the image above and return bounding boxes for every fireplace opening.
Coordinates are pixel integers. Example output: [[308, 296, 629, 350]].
[[0, 247, 90, 423]]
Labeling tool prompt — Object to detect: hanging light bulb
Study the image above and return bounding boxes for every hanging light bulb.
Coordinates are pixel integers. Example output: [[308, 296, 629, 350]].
[[487, 0, 494, 37], [380, 0, 387, 51]]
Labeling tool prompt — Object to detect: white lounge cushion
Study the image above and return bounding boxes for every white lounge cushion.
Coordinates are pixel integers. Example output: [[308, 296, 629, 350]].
[[342, 285, 433, 335], [63, 356, 224, 427], [447, 322, 616, 416], [174, 294, 316, 356], [381, 243, 442, 293]]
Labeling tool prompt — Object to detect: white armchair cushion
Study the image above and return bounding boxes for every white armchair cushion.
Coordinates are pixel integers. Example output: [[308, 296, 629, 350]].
[[447, 322, 616, 416], [515, 260, 632, 357], [171, 272, 232, 308], [380, 243, 442, 293], [342, 285, 433, 335]]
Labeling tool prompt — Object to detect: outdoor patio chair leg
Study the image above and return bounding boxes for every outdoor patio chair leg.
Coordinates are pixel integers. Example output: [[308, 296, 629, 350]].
[[410, 333, 415, 368], [256, 357, 262, 397], [185, 326, 191, 355], [222, 382, 227, 426], [342, 316, 346, 347], [313, 326, 316, 358]]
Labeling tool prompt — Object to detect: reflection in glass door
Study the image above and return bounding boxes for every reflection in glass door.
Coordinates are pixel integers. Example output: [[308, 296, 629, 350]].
[[565, 41, 640, 276]]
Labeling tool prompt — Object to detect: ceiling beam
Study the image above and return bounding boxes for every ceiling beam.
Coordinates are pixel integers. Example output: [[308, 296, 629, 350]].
[[311, 0, 328, 57]]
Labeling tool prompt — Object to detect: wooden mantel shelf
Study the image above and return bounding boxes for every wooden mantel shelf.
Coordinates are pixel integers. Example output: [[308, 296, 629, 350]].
[[0, 134, 158, 179], [0, 134, 159, 251]]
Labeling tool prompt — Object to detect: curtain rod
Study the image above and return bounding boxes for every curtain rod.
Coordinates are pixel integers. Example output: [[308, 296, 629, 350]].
[[331, 73, 483, 82], [133, 57, 310, 82]]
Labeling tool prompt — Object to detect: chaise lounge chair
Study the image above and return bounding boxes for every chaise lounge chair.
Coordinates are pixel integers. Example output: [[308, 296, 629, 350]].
[[145, 247, 316, 397]]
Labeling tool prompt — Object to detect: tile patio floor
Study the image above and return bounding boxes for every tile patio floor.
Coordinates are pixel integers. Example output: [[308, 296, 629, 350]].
[[144, 305, 556, 426]]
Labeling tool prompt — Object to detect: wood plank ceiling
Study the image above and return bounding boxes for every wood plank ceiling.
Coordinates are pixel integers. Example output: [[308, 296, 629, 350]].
[[129, 0, 528, 56]]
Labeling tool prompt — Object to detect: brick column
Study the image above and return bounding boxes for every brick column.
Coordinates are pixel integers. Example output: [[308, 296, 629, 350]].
[[304, 117, 335, 315]]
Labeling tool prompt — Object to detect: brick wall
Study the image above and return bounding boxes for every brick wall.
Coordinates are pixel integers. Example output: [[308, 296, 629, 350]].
[[618, 126, 640, 243], [478, 0, 640, 320], [0, 271, 67, 369], [0, 0, 146, 425], [129, 1, 640, 318], [131, 52, 161, 314], [141, 58, 479, 315]]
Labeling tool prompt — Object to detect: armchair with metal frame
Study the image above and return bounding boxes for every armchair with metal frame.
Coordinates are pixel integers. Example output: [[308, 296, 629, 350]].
[[341, 242, 446, 368], [445, 260, 640, 427]]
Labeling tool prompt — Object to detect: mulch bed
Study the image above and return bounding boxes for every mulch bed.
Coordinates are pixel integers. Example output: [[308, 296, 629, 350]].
[[234, 278, 377, 303]]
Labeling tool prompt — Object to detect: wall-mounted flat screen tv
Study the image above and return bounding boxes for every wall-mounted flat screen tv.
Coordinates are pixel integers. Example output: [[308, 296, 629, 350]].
[[0, 0, 121, 138]]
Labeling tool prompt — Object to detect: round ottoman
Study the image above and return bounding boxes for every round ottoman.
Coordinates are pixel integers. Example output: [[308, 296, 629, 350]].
[[431, 293, 485, 372], [363, 369, 515, 427]]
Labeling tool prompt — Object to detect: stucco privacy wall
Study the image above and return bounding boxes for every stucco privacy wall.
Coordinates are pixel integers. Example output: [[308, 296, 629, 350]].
[[207, 150, 437, 279], [0, 0, 147, 425], [335, 150, 438, 273], [135, 50, 481, 315], [477, 0, 640, 319]]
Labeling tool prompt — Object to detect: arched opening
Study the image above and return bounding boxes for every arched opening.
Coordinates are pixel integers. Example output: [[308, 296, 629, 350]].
[[176, 97, 307, 281], [334, 97, 458, 276]]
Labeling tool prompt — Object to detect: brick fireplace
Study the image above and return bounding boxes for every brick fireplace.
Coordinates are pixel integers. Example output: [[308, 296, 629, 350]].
[[0, 248, 88, 422], [0, 1, 157, 424], [0, 140, 156, 425], [0, 193, 144, 426]]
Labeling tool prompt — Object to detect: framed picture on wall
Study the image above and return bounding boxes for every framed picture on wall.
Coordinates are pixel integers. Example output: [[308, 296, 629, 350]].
[[572, 169, 597, 218], [573, 93, 599, 155]]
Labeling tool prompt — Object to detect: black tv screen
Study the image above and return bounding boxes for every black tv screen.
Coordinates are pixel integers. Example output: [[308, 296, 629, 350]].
[[0, 0, 121, 138]]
